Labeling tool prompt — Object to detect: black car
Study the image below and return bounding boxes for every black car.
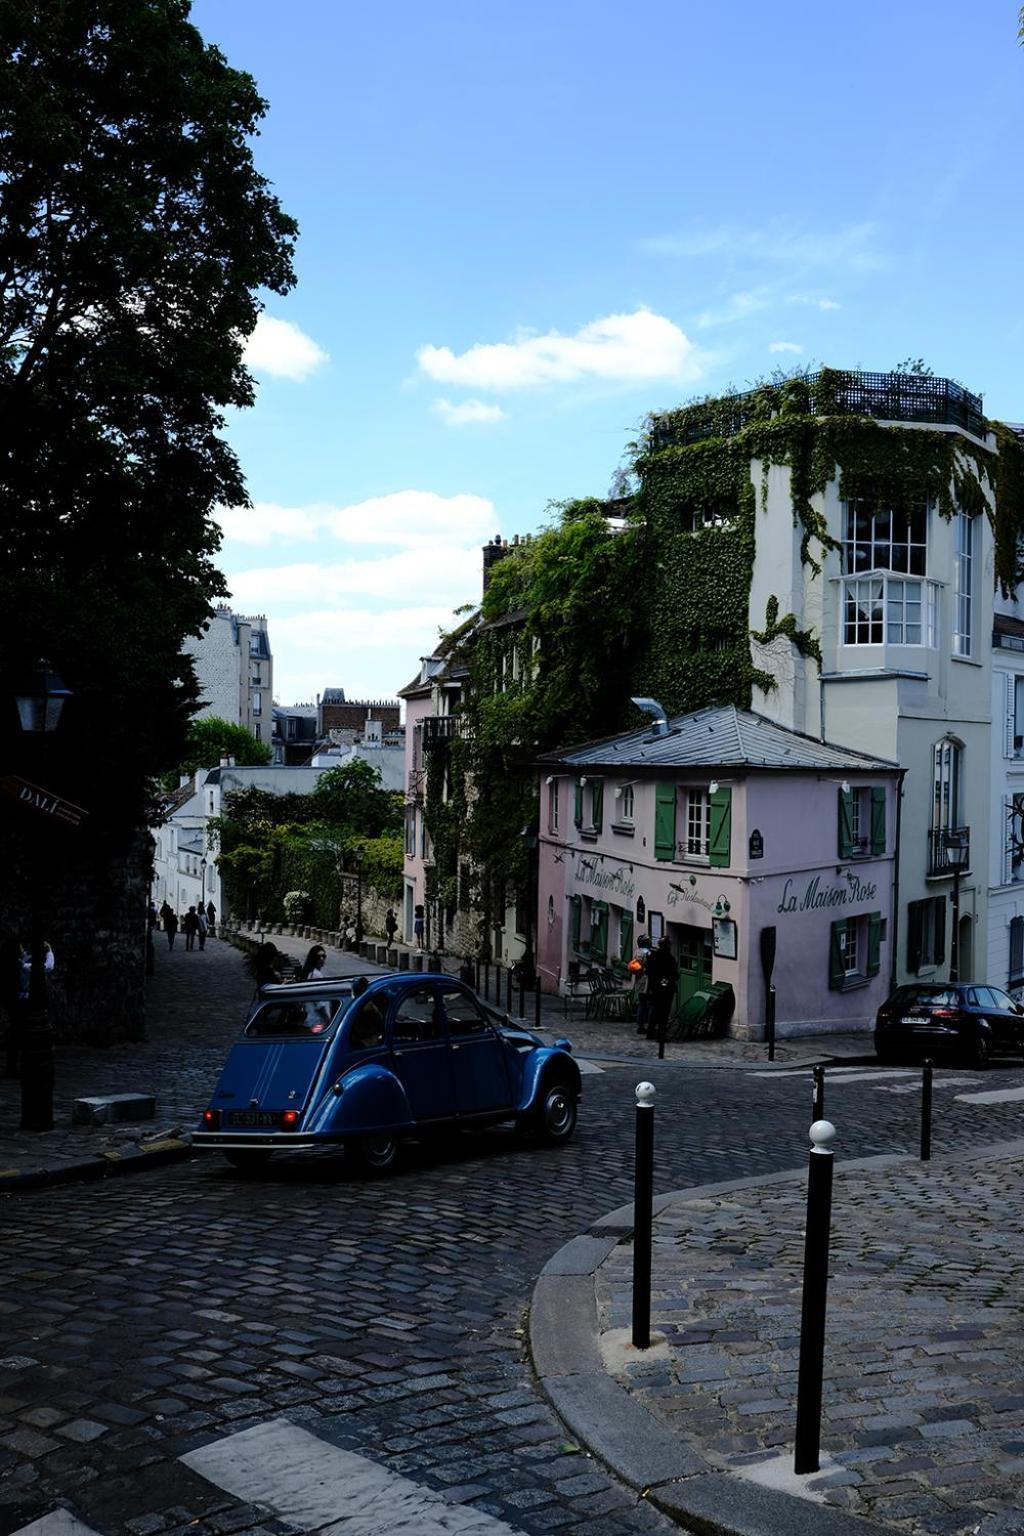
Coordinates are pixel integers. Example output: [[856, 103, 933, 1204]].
[[875, 984, 1024, 1068]]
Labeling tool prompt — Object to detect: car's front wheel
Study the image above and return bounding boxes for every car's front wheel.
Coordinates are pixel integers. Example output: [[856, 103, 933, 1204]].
[[345, 1133, 401, 1175], [222, 1149, 272, 1173], [537, 1083, 578, 1145], [970, 1031, 991, 1070]]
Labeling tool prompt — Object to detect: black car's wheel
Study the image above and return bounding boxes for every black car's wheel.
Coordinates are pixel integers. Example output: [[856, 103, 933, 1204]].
[[970, 1032, 991, 1070], [222, 1149, 272, 1173], [345, 1133, 400, 1175], [536, 1083, 578, 1145]]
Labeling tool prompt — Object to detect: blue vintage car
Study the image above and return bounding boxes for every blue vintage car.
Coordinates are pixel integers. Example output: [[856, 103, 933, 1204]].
[[193, 972, 582, 1173]]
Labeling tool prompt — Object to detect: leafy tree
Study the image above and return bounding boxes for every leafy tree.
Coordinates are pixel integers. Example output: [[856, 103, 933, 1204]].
[[163, 716, 271, 788], [311, 759, 402, 838], [0, 0, 297, 838]]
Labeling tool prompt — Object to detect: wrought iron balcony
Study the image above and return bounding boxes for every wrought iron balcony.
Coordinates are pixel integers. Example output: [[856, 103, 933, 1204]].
[[648, 370, 986, 452], [422, 715, 470, 747], [928, 826, 970, 877], [406, 768, 425, 804]]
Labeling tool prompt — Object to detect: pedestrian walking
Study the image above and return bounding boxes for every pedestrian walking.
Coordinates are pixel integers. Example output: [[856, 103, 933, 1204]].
[[165, 909, 179, 949], [646, 935, 678, 1042], [300, 944, 327, 980], [205, 899, 216, 932], [159, 899, 173, 930], [633, 933, 653, 1036], [385, 907, 398, 946], [250, 941, 284, 992], [183, 905, 199, 951], [414, 904, 425, 950], [196, 907, 208, 951], [148, 902, 158, 930]]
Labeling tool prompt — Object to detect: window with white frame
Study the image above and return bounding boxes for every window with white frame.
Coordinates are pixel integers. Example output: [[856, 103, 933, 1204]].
[[839, 922, 859, 977], [252, 691, 261, 714], [952, 509, 974, 657], [547, 779, 559, 834], [932, 739, 962, 833], [620, 783, 635, 822], [681, 789, 710, 859], [840, 498, 937, 648]]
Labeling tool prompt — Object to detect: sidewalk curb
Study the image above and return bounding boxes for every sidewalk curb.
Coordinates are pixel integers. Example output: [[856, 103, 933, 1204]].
[[0, 1135, 192, 1193], [529, 1151, 926, 1536]]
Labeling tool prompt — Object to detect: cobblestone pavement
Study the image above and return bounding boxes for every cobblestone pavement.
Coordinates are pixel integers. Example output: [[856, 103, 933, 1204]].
[[598, 1151, 1024, 1535], [1, 939, 1023, 1535]]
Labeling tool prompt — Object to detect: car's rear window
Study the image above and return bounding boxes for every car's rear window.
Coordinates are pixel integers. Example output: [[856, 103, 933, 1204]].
[[889, 987, 959, 1008], [245, 999, 343, 1037]]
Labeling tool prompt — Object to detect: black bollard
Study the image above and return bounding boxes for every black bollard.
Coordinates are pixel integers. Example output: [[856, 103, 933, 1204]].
[[483, 962, 490, 1002], [534, 976, 542, 1030], [474, 958, 480, 993], [506, 966, 513, 1013], [766, 983, 777, 1062], [920, 1059, 933, 1162], [631, 1082, 656, 1349], [794, 1119, 836, 1475], [517, 972, 525, 1018], [812, 1065, 825, 1123]]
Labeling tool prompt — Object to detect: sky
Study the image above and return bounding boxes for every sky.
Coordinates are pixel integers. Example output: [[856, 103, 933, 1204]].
[[190, 0, 1024, 707]]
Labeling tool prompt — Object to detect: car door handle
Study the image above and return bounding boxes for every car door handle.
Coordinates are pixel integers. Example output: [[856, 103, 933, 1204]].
[[451, 1043, 461, 1051], [393, 1049, 404, 1057]]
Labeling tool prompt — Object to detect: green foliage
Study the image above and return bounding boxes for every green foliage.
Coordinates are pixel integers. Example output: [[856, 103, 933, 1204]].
[[162, 716, 270, 788], [0, 0, 297, 841], [752, 596, 823, 669], [310, 759, 400, 838]]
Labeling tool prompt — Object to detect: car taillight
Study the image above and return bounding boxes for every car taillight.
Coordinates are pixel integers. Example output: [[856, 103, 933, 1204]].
[[281, 1110, 299, 1130], [932, 1009, 958, 1020], [202, 1109, 221, 1129]]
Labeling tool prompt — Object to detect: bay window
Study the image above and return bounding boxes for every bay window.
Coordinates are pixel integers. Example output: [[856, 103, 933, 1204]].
[[840, 497, 937, 648]]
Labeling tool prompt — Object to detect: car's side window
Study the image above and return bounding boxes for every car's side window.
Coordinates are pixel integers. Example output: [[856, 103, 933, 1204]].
[[989, 988, 1015, 1012], [442, 988, 490, 1037], [964, 988, 981, 1008], [392, 987, 443, 1044]]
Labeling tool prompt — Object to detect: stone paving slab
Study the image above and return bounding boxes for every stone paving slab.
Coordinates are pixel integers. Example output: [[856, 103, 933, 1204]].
[[588, 1142, 1024, 1534]]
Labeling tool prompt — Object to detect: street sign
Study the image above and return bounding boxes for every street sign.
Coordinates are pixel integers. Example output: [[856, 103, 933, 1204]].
[[0, 775, 89, 828]]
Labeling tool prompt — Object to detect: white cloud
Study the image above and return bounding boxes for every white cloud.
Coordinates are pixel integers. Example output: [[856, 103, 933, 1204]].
[[695, 290, 772, 329], [642, 221, 882, 272], [769, 341, 804, 355], [269, 606, 459, 651], [416, 308, 703, 392], [434, 398, 506, 426], [228, 546, 481, 608], [243, 314, 329, 381], [217, 491, 496, 549], [786, 294, 841, 312]]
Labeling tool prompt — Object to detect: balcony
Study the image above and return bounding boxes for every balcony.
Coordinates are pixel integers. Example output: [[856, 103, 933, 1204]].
[[648, 370, 986, 452], [928, 826, 970, 877], [406, 768, 425, 804], [422, 715, 470, 747]]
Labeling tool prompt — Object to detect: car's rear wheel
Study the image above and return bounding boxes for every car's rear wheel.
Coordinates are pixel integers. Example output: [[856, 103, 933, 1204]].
[[970, 1032, 991, 1070], [537, 1083, 578, 1145], [345, 1133, 400, 1175], [222, 1149, 272, 1173]]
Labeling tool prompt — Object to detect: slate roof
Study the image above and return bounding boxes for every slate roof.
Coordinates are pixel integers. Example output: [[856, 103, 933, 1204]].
[[541, 705, 899, 774]]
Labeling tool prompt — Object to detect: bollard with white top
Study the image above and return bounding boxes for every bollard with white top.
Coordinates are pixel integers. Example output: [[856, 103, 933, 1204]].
[[794, 1119, 836, 1475], [631, 1081, 656, 1349]]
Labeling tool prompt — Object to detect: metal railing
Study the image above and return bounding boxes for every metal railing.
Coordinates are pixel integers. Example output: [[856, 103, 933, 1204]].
[[422, 715, 470, 747], [927, 826, 970, 876]]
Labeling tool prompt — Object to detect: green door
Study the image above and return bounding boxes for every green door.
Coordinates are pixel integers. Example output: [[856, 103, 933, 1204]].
[[676, 924, 713, 1013]]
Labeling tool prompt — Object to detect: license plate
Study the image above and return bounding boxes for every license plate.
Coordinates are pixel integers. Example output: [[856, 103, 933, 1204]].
[[227, 1110, 280, 1128], [900, 1016, 924, 1025]]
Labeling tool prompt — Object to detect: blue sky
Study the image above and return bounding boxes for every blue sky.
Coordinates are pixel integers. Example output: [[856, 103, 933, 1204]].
[[192, 0, 1024, 705]]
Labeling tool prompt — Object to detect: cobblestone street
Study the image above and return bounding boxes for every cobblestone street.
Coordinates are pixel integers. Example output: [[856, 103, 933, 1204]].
[[2, 938, 1024, 1535]]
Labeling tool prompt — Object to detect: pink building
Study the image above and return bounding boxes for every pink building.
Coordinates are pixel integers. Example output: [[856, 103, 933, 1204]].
[[537, 704, 903, 1039]]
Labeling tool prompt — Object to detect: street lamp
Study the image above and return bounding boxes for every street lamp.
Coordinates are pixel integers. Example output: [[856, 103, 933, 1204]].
[[519, 821, 539, 988], [354, 844, 365, 947], [14, 660, 72, 1132], [943, 828, 970, 984], [200, 857, 207, 909]]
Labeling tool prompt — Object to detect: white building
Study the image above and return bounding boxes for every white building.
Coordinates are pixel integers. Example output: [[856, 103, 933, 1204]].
[[987, 604, 1024, 995], [184, 605, 273, 745]]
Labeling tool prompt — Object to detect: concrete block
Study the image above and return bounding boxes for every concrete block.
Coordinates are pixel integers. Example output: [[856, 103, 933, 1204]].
[[386, 947, 398, 967], [411, 953, 424, 972], [398, 951, 410, 970], [543, 1371, 706, 1488], [72, 1093, 156, 1127], [651, 1472, 893, 1535]]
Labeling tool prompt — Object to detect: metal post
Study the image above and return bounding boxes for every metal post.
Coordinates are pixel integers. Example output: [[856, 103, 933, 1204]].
[[506, 965, 513, 1013], [631, 1081, 656, 1349], [812, 1065, 825, 1123], [794, 1120, 836, 1475], [657, 1005, 667, 1061], [483, 961, 490, 1002], [534, 975, 542, 1030], [949, 870, 960, 984], [517, 971, 525, 1018], [920, 1059, 933, 1162], [474, 958, 480, 992], [766, 984, 777, 1062], [355, 865, 363, 948]]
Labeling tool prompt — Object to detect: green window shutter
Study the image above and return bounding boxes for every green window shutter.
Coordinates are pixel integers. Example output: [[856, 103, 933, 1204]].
[[573, 778, 583, 828], [838, 788, 854, 859], [619, 911, 634, 961], [866, 912, 882, 977], [934, 895, 946, 966], [654, 783, 676, 861], [592, 779, 603, 833], [829, 919, 847, 990], [709, 787, 732, 867], [870, 788, 886, 854], [570, 894, 581, 950], [907, 900, 923, 974], [590, 903, 608, 961]]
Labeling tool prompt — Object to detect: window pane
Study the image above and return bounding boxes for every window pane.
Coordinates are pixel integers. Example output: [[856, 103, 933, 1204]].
[[442, 988, 488, 1036]]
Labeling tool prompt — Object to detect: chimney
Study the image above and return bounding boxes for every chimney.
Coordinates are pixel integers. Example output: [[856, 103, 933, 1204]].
[[482, 533, 511, 593]]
